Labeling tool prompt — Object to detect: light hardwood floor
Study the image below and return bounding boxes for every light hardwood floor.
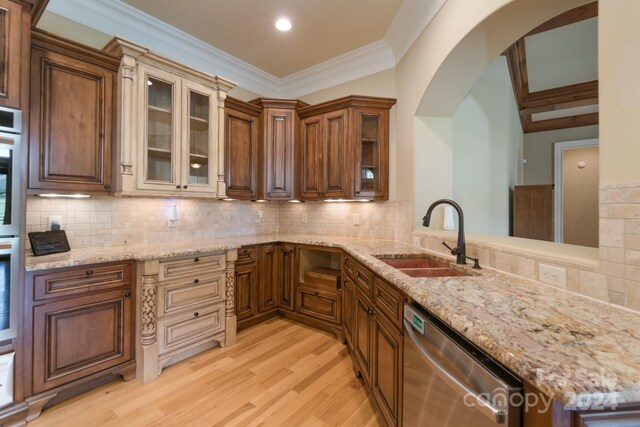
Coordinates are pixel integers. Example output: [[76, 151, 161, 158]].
[[30, 318, 381, 427]]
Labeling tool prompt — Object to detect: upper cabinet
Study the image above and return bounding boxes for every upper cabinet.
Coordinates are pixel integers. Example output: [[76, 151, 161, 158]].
[[29, 30, 119, 193], [105, 37, 235, 198], [225, 97, 306, 201], [298, 96, 395, 201], [0, 0, 25, 109]]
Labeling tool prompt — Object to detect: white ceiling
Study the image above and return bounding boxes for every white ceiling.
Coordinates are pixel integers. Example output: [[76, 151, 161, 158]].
[[42, 0, 447, 97]]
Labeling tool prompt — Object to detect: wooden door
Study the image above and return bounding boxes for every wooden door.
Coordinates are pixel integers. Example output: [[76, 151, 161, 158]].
[[342, 275, 356, 350], [234, 262, 257, 321], [352, 108, 389, 200], [258, 244, 277, 313], [277, 244, 296, 310], [0, 0, 22, 109], [299, 116, 323, 199], [354, 290, 373, 385], [372, 313, 403, 427], [322, 109, 348, 198], [32, 289, 133, 394], [224, 98, 259, 199], [29, 45, 115, 192], [263, 108, 294, 200]]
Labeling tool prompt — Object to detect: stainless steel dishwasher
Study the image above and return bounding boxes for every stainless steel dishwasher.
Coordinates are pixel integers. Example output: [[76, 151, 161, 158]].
[[403, 304, 522, 427]]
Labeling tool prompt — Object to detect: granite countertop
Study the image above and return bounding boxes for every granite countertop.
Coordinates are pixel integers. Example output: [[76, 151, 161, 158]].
[[25, 234, 640, 407]]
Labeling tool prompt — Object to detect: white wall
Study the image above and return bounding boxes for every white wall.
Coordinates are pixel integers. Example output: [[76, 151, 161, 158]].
[[451, 56, 523, 235]]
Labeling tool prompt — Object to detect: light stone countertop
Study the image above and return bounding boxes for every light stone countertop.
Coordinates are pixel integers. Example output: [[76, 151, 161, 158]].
[[25, 233, 640, 407]]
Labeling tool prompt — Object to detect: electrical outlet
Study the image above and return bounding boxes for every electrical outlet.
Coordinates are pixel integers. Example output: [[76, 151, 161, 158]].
[[352, 213, 360, 226], [539, 264, 567, 288], [302, 212, 308, 224], [48, 216, 62, 231], [256, 209, 264, 223]]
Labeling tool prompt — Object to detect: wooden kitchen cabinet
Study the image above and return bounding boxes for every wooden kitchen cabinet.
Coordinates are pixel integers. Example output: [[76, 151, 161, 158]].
[[297, 96, 396, 201], [258, 244, 278, 313], [354, 288, 374, 386], [342, 275, 356, 350], [372, 309, 403, 427], [105, 37, 235, 198], [235, 250, 258, 321], [0, 0, 25, 109], [25, 261, 135, 398], [277, 244, 296, 310], [29, 30, 119, 193], [224, 97, 260, 199]]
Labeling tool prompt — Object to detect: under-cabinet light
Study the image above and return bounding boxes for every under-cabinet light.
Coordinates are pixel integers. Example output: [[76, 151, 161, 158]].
[[35, 194, 92, 199], [222, 198, 236, 201], [255, 200, 269, 203], [275, 18, 292, 32], [324, 199, 371, 203], [288, 200, 303, 203]]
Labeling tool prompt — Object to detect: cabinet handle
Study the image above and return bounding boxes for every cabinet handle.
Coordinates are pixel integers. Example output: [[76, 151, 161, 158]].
[[314, 291, 319, 296], [104, 184, 110, 190], [194, 257, 200, 262], [183, 185, 188, 189], [194, 278, 199, 284], [194, 312, 199, 317], [86, 270, 93, 276], [176, 185, 181, 189], [124, 292, 131, 298]]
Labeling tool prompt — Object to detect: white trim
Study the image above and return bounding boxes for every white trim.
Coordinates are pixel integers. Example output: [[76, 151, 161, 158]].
[[384, 0, 447, 63], [553, 138, 599, 243], [46, 0, 444, 98]]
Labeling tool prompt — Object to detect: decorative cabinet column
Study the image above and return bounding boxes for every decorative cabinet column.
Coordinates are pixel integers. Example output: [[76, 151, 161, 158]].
[[104, 37, 236, 198], [138, 260, 159, 383]]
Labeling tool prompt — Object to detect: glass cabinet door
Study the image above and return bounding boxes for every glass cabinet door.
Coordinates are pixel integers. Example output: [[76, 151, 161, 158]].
[[183, 82, 216, 193], [357, 112, 382, 195]]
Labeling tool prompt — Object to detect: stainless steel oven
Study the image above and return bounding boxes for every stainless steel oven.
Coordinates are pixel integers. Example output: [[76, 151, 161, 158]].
[[403, 304, 522, 427], [0, 107, 21, 237]]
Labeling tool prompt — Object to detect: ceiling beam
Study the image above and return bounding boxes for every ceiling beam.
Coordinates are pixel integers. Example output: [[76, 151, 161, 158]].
[[519, 80, 598, 115], [526, 1, 598, 37], [523, 112, 598, 133]]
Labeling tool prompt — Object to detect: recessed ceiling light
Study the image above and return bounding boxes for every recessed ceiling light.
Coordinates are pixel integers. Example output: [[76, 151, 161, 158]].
[[275, 18, 292, 32]]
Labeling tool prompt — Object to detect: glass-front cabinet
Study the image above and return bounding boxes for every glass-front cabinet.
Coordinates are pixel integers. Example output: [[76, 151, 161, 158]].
[[106, 37, 235, 198], [353, 108, 389, 200]]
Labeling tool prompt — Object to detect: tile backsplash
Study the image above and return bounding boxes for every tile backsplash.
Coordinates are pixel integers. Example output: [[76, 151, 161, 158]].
[[25, 197, 414, 249]]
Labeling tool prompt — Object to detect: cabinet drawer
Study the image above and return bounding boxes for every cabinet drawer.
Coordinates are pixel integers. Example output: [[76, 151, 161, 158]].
[[157, 273, 224, 317], [33, 262, 133, 301], [236, 247, 256, 265], [343, 254, 356, 280], [354, 262, 374, 299], [157, 303, 225, 355], [304, 268, 340, 291], [373, 277, 405, 330], [296, 285, 341, 325], [159, 253, 225, 281]]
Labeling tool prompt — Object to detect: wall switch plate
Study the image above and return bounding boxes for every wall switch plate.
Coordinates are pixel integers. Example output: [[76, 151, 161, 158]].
[[256, 210, 263, 223], [539, 264, 567, 288], [48, 216, 62, 231], [302, 212, 308, 224], [353, 213, 360, 226]]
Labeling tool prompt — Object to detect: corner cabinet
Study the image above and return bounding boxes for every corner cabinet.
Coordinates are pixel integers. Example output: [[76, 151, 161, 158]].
[[297, 96, 396, 201], [104, 37, 236, 198]]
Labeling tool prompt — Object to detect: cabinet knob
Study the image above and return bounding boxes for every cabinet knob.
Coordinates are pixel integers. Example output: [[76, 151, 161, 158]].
[[86, 270, 93, 276], [124, 292, 131, 298], [194, 257, 200, 262], [183, 185, 188, 189], [176, 185, 181, 189], [104, 184, 110, 190], [314, 291, 319, 296], [194, 278, 199, 284], [194, 312, 199, 317]]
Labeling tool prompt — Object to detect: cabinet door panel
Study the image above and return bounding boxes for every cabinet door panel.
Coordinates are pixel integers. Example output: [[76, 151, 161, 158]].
[[157, 302, 224, 355], [235, 263, 257, 321], [277, 245, 296, 310], [342, 276, 356, 350], [29, 48, 114, 191], [323, 110, 348, 197], [300, 116, 322, 198], [225, 106, 258, 199], [0, 0, 22, 109], [354, 290, 373, 385], [258, 244, 277, 313], [264, 109, 294, 199], [32, 290, 132, 393], [296, 286, 340, 324], [353, 108, 388, 200], [373, 313, 403, 427]]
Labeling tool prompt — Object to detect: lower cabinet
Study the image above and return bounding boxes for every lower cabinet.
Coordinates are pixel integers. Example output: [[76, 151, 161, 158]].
[[26, 262, 135, 397], [277, 244, 296, 310], [342, 275, 356, 350], [354, 289, 374, 386], [258, 245, 278, 313], [372, 310, 403, 427], [296, 285, 340, 324], [235, 260, 258, 321]]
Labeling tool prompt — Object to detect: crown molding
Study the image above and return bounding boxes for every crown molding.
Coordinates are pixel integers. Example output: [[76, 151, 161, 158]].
[[46, 0, 444, 98], [280, 40, 395, 98], [384, 0, 447, 63], [47, 0, 281, 96]]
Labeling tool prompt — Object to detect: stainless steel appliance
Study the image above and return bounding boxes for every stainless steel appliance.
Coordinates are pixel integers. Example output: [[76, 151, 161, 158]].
[[0, 106, 21, 341], [403, 304, 522, 427]]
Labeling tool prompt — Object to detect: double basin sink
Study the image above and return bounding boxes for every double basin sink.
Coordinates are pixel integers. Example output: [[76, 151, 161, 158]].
[[374, 255, 474, 278]]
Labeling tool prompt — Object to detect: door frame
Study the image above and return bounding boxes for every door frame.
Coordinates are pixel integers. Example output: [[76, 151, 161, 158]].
[[553, 138, 599, 243]]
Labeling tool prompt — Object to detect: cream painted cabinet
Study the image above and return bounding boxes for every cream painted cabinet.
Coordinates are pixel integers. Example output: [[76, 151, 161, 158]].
[[105, 37, 235, 198]]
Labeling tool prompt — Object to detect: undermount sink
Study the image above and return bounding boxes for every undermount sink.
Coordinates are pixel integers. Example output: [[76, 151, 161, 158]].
[[374, 255, 472, 278]]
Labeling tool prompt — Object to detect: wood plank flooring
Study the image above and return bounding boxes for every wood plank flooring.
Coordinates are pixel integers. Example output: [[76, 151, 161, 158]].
[[30, 318, 381, 427]]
